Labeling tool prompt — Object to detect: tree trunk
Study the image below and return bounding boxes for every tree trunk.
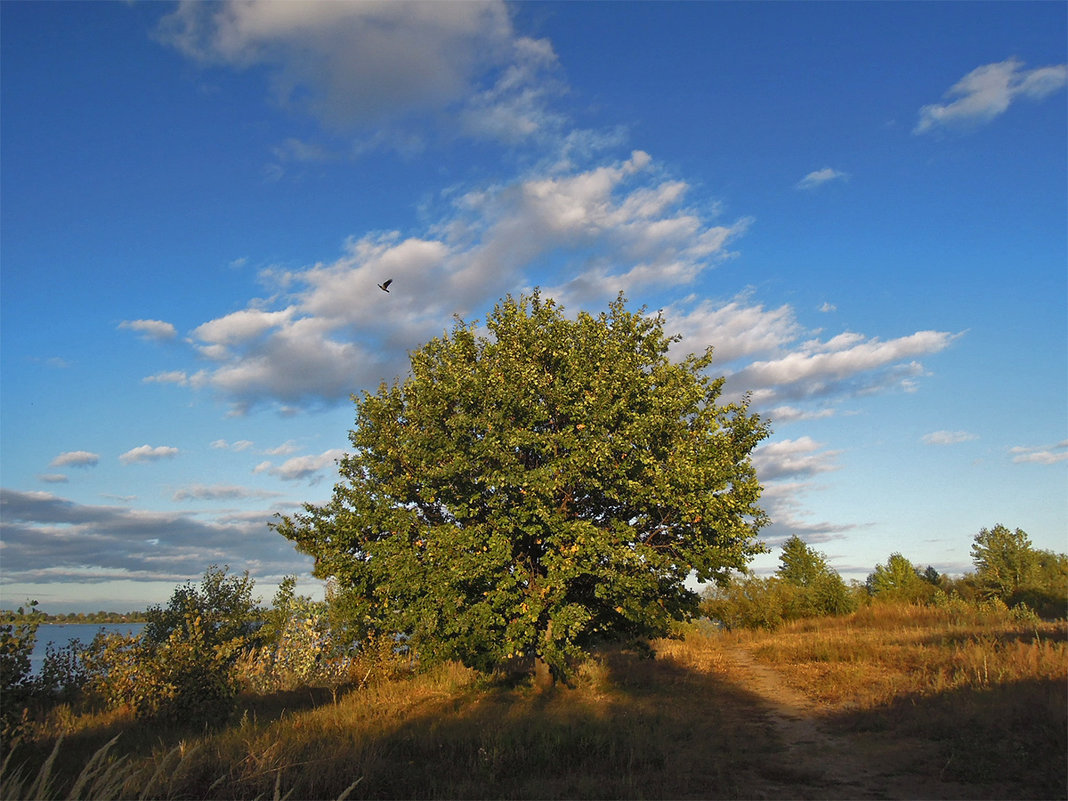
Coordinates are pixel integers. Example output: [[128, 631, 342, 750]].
[[534, 655, 555, 690], [535, 620, 555, 690]]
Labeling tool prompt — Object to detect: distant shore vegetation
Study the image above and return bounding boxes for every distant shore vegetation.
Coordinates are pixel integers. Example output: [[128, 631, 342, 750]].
[[0, 609, 148, 625]]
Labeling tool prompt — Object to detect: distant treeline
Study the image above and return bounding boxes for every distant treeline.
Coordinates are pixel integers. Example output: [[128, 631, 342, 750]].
[[0, 609, 147, 625]]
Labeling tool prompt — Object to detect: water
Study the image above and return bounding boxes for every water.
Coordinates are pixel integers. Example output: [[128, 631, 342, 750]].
[[28, 623, 146, 674]]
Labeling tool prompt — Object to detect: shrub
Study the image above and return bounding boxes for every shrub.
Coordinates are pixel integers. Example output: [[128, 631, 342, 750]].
[[0, 603, 43, 739]]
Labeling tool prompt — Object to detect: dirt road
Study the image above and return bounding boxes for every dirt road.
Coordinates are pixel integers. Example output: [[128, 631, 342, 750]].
[[723, 645, 890, 799], [720, 645, 1001, 800]]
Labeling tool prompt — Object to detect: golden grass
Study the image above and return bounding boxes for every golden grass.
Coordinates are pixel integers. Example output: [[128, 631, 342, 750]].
[[717, 602, 1068, 795], [723, 602, 1066, 707], [4, 603, 1065, 799]]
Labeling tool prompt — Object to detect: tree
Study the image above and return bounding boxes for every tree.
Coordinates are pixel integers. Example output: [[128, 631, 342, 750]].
[[144, 564, 262, 650], [777, 535, 830, 588], [137, 565, 263, 727], [274, 292, 769, 678], [0, 601, 43, 738], [971, 524, 1038, 601], [867, 553, 931, 602], [775, 536, 855, 617]]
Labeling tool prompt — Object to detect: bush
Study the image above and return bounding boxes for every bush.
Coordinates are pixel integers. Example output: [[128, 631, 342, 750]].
[[702, 576, 800, 631], [236, 583, 349, 694], [81, 567, 260, 730], [135, 614, 241, 728], [0, 603, 42, 738]]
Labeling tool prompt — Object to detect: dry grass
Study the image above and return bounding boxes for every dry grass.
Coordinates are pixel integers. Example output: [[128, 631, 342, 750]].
[[718, 602, 1068, 796], [3, 604, 1065, 799], [723, 602, 1066, 707], [3, 651, 778, 799]]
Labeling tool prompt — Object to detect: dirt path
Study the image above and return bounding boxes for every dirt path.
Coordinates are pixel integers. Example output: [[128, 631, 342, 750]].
[[722, 645, 892, 799]]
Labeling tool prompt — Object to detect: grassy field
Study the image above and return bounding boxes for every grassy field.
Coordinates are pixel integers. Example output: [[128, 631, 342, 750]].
[[2, 602, 1065, 799]]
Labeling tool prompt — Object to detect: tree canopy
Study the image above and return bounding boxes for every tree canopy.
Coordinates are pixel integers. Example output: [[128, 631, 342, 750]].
[[971, 524, 1039, 600], [274, 292, 769, 676]]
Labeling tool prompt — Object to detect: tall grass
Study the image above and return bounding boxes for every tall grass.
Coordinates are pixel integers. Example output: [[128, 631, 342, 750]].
[[2, 649, 777, 799], [3, 602, 1065, 799], [721, 601, 1067, 796]]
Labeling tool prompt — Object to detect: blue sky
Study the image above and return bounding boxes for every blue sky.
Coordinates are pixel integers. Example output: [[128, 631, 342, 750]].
[[2, 1, 1065, 613]]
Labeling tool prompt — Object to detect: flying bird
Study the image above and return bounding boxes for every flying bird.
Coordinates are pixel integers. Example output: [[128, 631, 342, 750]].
[[378, 279, 393, 293]]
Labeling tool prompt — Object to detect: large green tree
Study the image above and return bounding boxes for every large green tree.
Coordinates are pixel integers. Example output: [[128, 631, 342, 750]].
[[274, 293, 769, 677]]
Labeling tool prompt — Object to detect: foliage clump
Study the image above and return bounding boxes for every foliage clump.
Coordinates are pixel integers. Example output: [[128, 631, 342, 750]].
[[0, 602, 44, 739], [703, 536, 856, 629], [275, 292, 770, 678]]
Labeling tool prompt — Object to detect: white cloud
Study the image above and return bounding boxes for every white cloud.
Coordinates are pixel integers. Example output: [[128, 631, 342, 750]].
[[253, 449, 346, 482], [262, 441, 300, 456], [796, 168, 849, 190], [1010, 440, 1068, 465], [210, 439, 255, 452], [767, 406, 838, 424], [172, 484, 281, 502], [818, 302, 837, 313], [119, 445, 180, 465], [49, 451, 100, 468], [38, 474, 69, 484], [119, 319, 177, 341], [156, 0, 560, 147], [752, 436, 842, 482], [192, 308, 295, 345], [728, 330, 959, 407], [143, 370, 190, 385], [914, 57, 1068, 134], [667, 295, 802, 365], [164, 150, 747, 414], [922, 430, 978, 446]]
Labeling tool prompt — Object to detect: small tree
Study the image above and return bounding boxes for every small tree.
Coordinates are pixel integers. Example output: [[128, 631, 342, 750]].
[[134, 566, 263, 727], [867, 553, 932, 602], [971, 524, 1039, 601], [777, 535, 829, 588], [275, 292, 769, 679], [0, 602, 43, 738], [144, 564, 261, 649], [775, 536, 855, 617]]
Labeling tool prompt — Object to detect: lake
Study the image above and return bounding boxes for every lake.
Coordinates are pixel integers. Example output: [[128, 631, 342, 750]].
[[28, 623, 146, 674]]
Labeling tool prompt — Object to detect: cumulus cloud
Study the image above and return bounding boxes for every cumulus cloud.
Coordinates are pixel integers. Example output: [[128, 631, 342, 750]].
[[119, 319, 177, 341], [1009, 440, 1068, 465], [727, 330, 959, 407], [119, 445, 180, 464], [0, 488, 306, 584], [38, 474, 69, 484], [49, 451, 100, 469], [667, 296, 802, 365], [922, 430, 978, 446], [914, 57, 1068, 134], [752, 436, 842, 482], [253, 449, 346, 482], [160, 150, 747, 414], [156, 0, 560, 147], [796, 168, 849, 190]]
